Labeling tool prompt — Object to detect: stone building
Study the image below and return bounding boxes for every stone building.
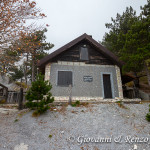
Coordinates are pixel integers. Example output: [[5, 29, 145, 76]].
[[38, 33, 124, 102]]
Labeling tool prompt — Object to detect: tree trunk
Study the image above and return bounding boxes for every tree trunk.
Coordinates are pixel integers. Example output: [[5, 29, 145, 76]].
[[18, 88, 23, 110], [31, 58, 35, 82], [24, 53, 29, 85], [133, 72, 139, 88], [2, 65, 5, 74], [24, 66, 27, 84], [145, 62, 150, 86]]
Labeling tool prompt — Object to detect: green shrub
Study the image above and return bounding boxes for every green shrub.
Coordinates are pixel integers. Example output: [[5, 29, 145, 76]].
[[14, 119, 19, 122], [146, 104, 150, 122], [146, 113, 150, 122], [71, 100, 80, 107], [116, 101, 121, 103], [75, 100, 80, 105], [49, 134, 52, 138], [116, 101, 127, 109], [32, 111, 40, 117], [71, 103, 77, 107], [25, 73, 54, 116]]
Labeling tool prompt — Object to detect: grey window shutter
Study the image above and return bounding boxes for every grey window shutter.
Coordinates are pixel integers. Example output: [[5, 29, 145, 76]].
[[58, 71, 72, 86], [80, 47, 89, 60]]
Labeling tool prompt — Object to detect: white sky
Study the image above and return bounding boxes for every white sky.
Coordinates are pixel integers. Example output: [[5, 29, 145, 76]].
[[35, 0, 147, 53]]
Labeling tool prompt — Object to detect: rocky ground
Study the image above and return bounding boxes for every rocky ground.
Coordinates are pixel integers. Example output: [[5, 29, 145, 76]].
[[0, 102, 150, 150]]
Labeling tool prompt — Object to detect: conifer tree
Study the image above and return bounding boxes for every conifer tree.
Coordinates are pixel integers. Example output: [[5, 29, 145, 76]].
[[101, 1, 150, 85], [25, 73, 54, 116]]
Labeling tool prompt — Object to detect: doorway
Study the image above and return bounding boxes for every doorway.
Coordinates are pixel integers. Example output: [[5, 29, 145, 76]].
[[102, 74, 113, 98]]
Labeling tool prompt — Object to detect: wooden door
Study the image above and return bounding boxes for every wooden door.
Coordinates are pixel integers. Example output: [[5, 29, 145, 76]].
[[103, 74, 112, 98]]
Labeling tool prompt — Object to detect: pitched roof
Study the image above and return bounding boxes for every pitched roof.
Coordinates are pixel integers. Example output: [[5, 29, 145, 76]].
[[38, 33, 124, 67]]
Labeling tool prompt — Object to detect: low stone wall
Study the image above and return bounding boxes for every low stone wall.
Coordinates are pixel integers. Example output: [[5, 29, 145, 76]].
[[53, 96, 141, 103]]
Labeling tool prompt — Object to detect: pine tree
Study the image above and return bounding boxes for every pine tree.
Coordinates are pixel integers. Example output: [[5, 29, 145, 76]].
[[25, 73, 54, 116], [101, 1, 150, 85], [101, 6, 138, 57], [121, 0, 150, 85]]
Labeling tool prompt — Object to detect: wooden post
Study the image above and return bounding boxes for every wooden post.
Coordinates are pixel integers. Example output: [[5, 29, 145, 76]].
[[69, 84, 72, 105], [5, 87, 8, 102], [18, 88, 23, 110]]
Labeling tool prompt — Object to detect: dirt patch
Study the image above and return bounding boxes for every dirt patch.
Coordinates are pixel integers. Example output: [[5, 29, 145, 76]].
[[57, 104, 68, 115]]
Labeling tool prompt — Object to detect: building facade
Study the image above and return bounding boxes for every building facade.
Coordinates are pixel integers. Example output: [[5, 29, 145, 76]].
[[38, 33, 124, 102]]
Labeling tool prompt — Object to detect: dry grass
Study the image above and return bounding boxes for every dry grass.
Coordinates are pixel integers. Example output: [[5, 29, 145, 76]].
[[49, 106, 57, 111], [57, 103, 68, 115], [84, 103, 95, 113], [32, 111, 40, 117], [116, 101, 128, 109], [0, 99, 6, 104], [80, 102, 89, 107], [117, 103, 128, 109], [18, 109, 29, 117], [71, 110, 78, 114], [126, 81, 134, 87]]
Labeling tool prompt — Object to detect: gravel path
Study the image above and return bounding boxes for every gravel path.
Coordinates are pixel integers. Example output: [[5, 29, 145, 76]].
[[0, 103, 150, 150]]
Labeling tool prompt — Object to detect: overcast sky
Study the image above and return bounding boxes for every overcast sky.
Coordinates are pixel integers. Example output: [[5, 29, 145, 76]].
[[35, 0, 147, 53]]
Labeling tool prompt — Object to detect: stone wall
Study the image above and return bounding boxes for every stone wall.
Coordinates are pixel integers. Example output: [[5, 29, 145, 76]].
[[115, 65, 123, 99], [53, 96, 141, 103], [44, 63, 51, 81], [44, 61, 124, 101]]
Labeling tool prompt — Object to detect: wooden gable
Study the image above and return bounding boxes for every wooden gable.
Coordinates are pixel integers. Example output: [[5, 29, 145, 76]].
[[51, 40, 115, 65], [38, 33, 124, 68]]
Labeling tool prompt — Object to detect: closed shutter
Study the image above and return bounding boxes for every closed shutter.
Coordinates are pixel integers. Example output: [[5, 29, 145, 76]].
[[57, 71, 72, 86], [80, 47, 89, 60]]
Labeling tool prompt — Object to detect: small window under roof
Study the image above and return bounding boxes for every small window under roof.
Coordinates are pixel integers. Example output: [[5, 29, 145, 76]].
[[80, 46, 89, 60]]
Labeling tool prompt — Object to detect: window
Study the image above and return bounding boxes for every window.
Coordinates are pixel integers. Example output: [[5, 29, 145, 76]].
[[57, 71, 73, 86], [80, 46, 89, 60]]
